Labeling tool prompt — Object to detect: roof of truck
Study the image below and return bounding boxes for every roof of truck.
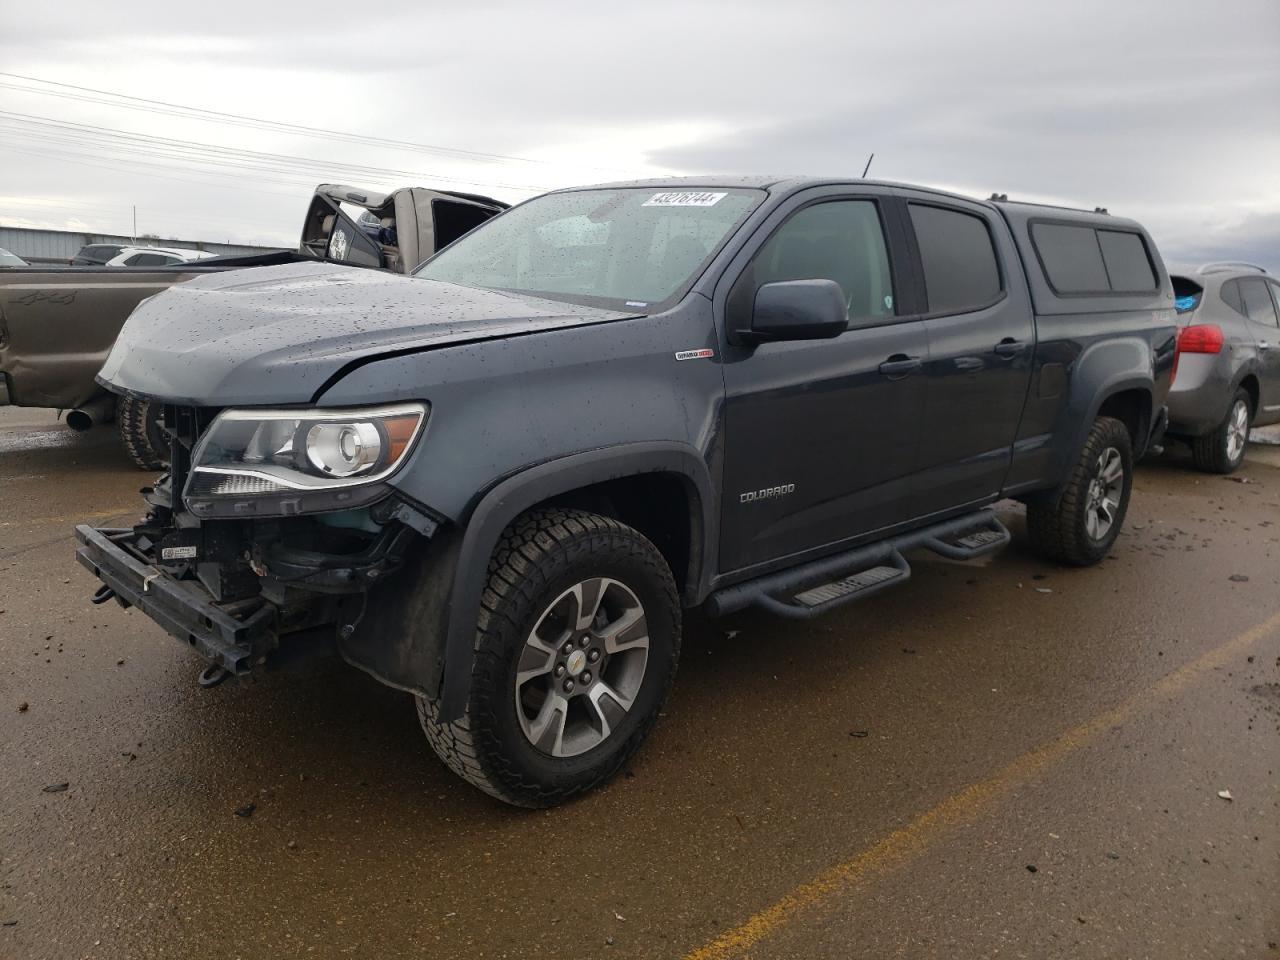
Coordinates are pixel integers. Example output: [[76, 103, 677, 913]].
[[564, 176, 1139, 227], [563, 175, 990, 206]]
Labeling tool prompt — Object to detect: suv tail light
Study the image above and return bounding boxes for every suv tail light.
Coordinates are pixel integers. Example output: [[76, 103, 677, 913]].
[[1177, 324, 1224, 354]]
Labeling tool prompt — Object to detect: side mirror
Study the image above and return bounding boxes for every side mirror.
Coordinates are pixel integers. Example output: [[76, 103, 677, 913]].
[[740, 279, 847, 344]]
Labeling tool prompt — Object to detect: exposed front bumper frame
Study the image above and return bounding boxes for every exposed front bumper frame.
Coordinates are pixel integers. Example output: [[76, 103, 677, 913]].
[[74, 525, 273, 674]]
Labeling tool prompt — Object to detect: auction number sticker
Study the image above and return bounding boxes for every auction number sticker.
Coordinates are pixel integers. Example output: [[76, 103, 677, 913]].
[[643, 191, 726, 207]]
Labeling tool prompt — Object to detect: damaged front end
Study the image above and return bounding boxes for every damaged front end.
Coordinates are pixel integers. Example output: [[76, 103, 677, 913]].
[[75, 402, 441, 678]]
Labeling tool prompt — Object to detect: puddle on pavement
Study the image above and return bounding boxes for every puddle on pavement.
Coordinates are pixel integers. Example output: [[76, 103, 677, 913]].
[[0, 428, 87, 454]]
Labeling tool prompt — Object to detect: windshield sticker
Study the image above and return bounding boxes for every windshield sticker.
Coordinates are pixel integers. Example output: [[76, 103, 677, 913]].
[[675, 348, 715, 361], [643, 192, 727, 207], [625, 301, 649, 308]]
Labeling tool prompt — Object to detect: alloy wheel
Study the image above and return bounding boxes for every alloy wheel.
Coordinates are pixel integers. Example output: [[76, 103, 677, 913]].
[[1085, 446, 1124, 541], [1226, 399, 1250, 463], [514, 578, 650, 758]]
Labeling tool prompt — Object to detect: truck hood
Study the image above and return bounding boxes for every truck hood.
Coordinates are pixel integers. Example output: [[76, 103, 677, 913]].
[[98, 261, 635, 405]]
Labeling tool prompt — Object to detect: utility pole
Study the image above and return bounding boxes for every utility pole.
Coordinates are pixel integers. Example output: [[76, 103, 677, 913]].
[[132, 206, 137, 243]]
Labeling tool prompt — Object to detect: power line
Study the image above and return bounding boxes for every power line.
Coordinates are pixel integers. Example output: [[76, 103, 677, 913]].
[[0, 72, 632, 176], [0, 110, 551, 192]]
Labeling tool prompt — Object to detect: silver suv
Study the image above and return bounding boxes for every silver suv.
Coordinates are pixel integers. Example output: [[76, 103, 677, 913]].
[[1166, 263, 1280, 472]]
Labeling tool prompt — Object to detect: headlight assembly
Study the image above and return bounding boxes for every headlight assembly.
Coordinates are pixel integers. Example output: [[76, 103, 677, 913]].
[[183, 403, 427, 513]]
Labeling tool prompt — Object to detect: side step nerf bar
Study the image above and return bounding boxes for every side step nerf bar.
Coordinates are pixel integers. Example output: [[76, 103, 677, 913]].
[[705, 509, 1010, 621]]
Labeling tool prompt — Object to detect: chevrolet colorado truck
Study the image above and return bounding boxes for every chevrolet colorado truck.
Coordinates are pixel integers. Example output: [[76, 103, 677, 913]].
[[0, 184, 505, 467], [75, 177, 1177, 807]]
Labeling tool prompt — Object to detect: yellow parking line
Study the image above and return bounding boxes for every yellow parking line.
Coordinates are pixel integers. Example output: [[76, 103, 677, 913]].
[[681, 609, 1280, 960]]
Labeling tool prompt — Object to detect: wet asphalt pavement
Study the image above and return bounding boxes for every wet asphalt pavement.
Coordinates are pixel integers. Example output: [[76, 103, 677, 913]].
[[1, 406, 1277, 960]]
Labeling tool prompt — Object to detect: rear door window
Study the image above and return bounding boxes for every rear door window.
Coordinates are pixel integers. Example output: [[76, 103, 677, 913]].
[[1240, 278, 1280, 327], [1030, 223, 1110, 293], [908, 203, 1002, 314], [125, 253, 170, 266], [752, 200, 896, 325], [1097, 230, 1156, 292], [1220, 279, 1247, 316]]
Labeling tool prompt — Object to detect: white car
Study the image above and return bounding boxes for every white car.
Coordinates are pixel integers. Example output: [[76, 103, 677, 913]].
[[105, 246, 218, 267]]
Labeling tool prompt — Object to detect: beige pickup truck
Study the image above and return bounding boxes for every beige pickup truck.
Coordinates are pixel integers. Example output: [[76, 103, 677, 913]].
[[0, 185, 505, 467]]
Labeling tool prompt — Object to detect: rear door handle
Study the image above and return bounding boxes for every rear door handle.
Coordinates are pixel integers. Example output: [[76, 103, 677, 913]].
[[878, 355, 922, 379], [994, 339, 1026, 358]]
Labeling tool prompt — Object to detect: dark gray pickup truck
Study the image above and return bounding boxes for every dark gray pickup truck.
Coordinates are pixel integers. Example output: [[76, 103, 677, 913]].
[[75, 176, 1177, 806]]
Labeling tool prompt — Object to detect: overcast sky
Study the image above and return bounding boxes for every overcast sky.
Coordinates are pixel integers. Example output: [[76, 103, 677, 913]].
[[1, 0, 1277, 270]]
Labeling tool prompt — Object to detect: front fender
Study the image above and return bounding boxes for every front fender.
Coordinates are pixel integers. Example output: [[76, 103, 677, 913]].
[[436, 442, 715, 720]]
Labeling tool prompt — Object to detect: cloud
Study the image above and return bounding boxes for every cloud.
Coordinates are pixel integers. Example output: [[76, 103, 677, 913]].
[[0, 0, 1276, 262]]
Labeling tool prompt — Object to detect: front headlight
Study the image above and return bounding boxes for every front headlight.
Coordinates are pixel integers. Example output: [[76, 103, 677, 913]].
[[184, 403, 426, 511]]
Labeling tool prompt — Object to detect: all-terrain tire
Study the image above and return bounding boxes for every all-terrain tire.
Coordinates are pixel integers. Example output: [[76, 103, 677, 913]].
[[1190, 388, 1251, 474], [118, 395, 168, 471], [416, 508, 680, 808], [1027, 416, 1133, 566]]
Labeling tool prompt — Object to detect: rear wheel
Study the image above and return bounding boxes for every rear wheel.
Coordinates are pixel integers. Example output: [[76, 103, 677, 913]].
[[118, 395, 168, 471], [1191, 389, 1251, 474], [1027, 416, 1133, 566], [416, 508, 680, 807]]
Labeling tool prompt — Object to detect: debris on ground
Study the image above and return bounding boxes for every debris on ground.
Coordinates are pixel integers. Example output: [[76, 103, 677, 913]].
[[17, 701, 27, 712], [1035, 587, 1053, 594], [1026, 864, 1038, 873], [1222, 476, 1254, 484], [1228, 575, 1249, 583], [234, 802, 257, 818], [1217, 789, 1233, 801], [42, 783, 69, 793], [613, 911, 626, 922], [849, 730, 869, 738]]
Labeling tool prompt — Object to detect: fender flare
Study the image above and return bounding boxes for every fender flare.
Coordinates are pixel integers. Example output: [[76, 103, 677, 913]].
[[1042, 373, 1153, 504], [436, 441, 716, 720], [1231, 366, 1262, 417]]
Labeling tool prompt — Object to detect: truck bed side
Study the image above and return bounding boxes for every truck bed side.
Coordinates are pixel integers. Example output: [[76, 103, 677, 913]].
[[994, 202, 1178, 497], [0, 255, 296, 409]]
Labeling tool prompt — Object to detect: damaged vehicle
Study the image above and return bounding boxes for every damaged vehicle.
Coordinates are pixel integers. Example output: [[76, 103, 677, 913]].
[[76, 177, 1176, 807], [0, 184, 505, 467]]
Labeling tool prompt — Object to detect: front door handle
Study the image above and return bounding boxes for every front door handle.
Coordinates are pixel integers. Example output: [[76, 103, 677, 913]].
[[994, 339, 1026, 358], [879, 355, 922, 379]]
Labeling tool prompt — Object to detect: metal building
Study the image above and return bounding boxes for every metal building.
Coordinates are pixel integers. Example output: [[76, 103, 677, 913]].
[[0, 225, 284, 264]]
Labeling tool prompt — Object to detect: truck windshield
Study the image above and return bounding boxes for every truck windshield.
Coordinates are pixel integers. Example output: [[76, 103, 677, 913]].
[[414, 187, 764, 309]]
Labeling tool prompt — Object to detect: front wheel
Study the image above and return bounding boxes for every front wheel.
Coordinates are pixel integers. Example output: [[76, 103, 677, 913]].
[[417, 509, 680, 807], [1191, 389, 1251, 474], [117, 394, 168, 471], [1027, 416, 1133, 566]]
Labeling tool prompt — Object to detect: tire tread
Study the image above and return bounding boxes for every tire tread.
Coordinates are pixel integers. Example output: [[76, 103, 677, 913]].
[[417, 508, 679, 807], [1027, 416, 1132, 566]]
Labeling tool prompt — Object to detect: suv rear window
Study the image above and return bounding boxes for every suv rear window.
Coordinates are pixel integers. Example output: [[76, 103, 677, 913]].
[[908, 203, 1002, 314], [1030, 222, 1157, 295]]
